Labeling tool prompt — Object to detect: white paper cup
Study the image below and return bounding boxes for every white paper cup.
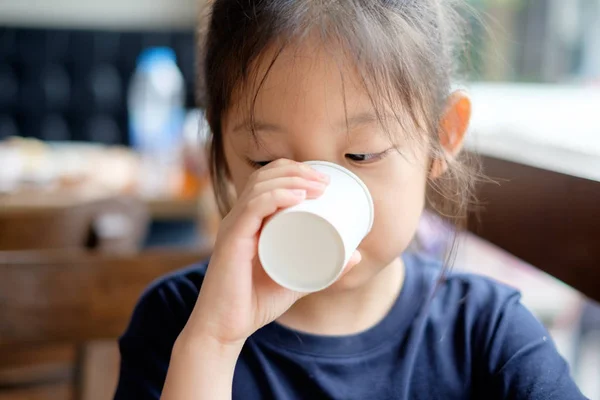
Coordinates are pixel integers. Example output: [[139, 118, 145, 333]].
[[258, 161, 374, 292]]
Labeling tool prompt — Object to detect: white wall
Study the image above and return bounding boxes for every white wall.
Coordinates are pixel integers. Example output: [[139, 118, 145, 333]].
[[0, 0, 198, 29]]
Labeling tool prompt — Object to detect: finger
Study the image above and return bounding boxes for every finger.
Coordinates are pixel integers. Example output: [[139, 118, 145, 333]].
[[339, 250, 362, 278], [251, 160, 329, 186], [250, 176, 327, 199], [234, 189, 307, 238], [259, 158, 295, 170]]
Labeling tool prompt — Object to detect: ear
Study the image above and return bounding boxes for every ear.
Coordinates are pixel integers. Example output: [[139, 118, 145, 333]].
[[429, 91, 472, 179]]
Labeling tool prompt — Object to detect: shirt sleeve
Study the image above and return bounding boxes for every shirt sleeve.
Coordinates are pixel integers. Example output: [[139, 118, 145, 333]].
[[473, 284, 587, 400], [113, 273, 201, 399]]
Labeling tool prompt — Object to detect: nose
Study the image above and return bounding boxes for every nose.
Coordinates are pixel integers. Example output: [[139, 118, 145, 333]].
[[291, 136, 340, 165]]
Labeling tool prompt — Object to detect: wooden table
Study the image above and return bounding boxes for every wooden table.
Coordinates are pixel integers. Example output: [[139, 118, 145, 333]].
[[0, 188, 199, 221], [0, 186, 209, 253]]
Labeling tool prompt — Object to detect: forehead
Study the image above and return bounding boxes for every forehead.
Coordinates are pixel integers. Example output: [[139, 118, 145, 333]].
[[221, 33, 424, 147], [229, 38, 373, 125]]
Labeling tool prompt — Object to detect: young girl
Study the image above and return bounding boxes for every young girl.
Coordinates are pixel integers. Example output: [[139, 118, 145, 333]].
[[115, 1, 585, 399]]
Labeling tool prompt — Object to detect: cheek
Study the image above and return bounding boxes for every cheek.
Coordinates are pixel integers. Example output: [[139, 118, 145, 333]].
[[360, 157, 429, 262], [231, 167, 252, 196]]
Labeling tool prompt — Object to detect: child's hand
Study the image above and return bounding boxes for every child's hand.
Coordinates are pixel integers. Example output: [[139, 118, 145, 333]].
[[180, 159, 360, 350]]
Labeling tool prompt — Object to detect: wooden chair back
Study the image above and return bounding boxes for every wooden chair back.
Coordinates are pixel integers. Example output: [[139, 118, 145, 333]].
[[469, 155, 600, 303], [0, 250, 209, 344], [0, 194, 148, 253], [0, 249, 210, 400]]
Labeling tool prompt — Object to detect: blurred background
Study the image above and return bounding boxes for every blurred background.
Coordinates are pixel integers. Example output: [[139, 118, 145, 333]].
[[467, 0, 600, 83], [0, 0, 599, 399]]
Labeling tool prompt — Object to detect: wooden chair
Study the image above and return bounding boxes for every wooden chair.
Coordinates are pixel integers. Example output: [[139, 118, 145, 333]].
[[0, 194, 148, 253], [0, 194, 150, 400], [469, 155, 600, 303], [0, 249, 210, 400]]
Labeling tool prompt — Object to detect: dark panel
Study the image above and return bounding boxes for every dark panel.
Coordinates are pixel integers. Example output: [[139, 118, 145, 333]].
[[0, 115, 19, 140], [0, 64, 18, 111], [468, 155, 600, 302], [93, 31, 121, 63], [68, 30, 95, 68], [173, 32, 196, 108], [0, 27, 17, 61], [41, 64, 71, 111], [2, 26, 196, 146], [84, 114, 121, 144], [40, 113, 70, 141]]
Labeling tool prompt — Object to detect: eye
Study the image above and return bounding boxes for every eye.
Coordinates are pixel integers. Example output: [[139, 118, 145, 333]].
[[247, 159, 272, 169], [345, 151, 388, 164], [346, 154, 373, 162]]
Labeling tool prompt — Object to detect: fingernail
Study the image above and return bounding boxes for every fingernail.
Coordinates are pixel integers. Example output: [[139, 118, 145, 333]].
[[309, 180, 328, 190], [316, 172, 330, 182], [291, 189, 306, 198]]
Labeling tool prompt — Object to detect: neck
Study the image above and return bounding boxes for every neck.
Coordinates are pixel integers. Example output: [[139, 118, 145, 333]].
[[277, 257, 405, 336]]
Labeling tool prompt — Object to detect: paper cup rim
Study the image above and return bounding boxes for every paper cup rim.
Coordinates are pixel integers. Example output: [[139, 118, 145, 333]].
[[259, 210, 347, 292], [304, 161, 374, 232]]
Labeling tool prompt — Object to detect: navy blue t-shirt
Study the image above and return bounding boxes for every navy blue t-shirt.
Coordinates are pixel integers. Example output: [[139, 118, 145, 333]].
[[114, 253, 586, 399]]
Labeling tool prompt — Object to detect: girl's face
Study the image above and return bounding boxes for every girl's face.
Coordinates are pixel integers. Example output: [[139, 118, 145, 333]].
[[221, 39, 430, 290]]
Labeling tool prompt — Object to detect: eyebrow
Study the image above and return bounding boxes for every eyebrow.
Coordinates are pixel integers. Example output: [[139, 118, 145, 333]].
[[232, 120, 287, 135], [339, 112, 385, 131], [231, 111, 389, 135]]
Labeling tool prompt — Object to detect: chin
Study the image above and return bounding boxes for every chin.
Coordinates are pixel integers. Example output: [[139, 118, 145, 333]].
[[325, 261, 380, 292]]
